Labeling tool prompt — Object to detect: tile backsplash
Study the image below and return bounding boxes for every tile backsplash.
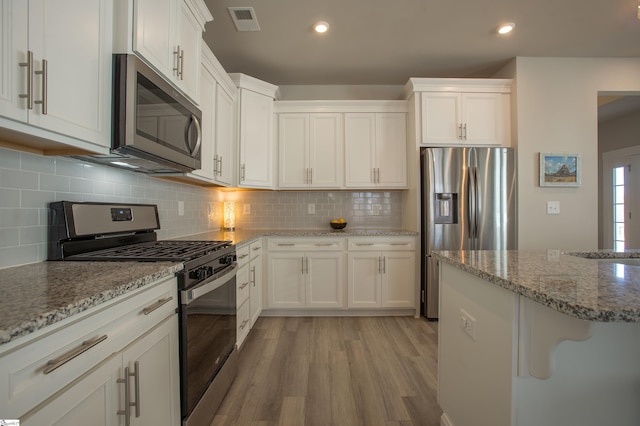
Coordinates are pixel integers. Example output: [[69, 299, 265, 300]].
[[0, 147, 219, 268], [0, 146, 404, 269]]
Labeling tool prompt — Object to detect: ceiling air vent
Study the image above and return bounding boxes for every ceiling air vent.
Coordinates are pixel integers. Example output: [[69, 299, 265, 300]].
[[228, 7, 261, 32]]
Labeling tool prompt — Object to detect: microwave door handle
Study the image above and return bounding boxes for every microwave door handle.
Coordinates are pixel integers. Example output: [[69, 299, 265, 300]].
[[190, 114, 202, 157], [184, 114, 202, 156]]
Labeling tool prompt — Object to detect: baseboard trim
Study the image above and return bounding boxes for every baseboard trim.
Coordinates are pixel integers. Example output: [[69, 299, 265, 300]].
[[260, 308, 416, 317]]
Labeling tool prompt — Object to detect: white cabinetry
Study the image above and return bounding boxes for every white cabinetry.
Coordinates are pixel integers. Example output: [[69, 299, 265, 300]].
[[278, 113, 343, 188], [236, 239, 263, 348], [231, 74, 278, 189], [193, 45, 236, 185], [405, 78, 512, 146], [347, 237, 416, 308], [345, 113, 407, 188], [131, 0, 212, 103], [0, 0, 113, 152], [23, 316, 179, 426], [267, 238, 346, 309], [0, 276, 180, 423]]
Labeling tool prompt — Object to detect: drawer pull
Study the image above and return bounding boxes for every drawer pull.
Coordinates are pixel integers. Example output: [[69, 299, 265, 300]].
[[238, 254, 249, 259], [390, 243, 410, 246], [43, 334, 107, 374], [314, 243, 334, 246], [239, 282, 249, 290], [142, 297, 173, 315], [277, 243, 295, 246], [239, 319, 250, 330], [252, 246, 261, 251], [355, 243, 374, 246]]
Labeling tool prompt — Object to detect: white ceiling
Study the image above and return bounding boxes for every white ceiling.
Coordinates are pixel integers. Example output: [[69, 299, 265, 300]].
[[202, 0, 640, 86]]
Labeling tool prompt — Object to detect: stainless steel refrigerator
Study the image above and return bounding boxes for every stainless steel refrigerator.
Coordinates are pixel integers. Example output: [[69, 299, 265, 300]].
[[421, 147, 517, 319]]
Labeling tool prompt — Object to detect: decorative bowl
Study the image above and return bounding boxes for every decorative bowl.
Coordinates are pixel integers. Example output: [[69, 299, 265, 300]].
[[330, 222, 347, 230]]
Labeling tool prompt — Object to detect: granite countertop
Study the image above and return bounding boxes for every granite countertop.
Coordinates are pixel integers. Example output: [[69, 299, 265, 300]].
[[433, 249, 640, 322], [175, 228, 418, 246], [0, 261, 183, 346]]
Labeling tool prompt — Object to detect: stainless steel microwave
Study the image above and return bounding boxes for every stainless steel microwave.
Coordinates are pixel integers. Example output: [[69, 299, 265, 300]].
[[77, 54, 202, 173]]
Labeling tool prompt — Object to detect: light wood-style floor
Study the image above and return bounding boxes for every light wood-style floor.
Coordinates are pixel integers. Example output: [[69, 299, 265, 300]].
[[211, 316, 442, 426]]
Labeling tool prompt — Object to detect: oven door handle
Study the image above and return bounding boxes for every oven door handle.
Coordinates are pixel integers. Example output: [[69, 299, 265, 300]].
[[181, 263, 237, 305]]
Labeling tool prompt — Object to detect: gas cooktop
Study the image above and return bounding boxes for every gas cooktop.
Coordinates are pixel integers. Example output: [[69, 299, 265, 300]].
[[65, 240, 232, 262]]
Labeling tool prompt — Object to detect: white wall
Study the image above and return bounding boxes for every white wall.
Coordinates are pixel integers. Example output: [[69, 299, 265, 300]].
[[496, 57, 640, 250], [278, 85, 404, 100]]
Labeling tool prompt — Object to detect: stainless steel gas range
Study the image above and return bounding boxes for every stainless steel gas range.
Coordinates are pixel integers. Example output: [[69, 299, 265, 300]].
[[48, 201, 237, 426]]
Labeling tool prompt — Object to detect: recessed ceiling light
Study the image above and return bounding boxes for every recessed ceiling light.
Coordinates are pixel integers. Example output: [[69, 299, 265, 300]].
[[314, 21, 330, 33], [497, 22, 515, 35]]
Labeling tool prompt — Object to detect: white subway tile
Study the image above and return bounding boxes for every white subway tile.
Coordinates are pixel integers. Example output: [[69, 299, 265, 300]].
[[19, 225, 47, 244], [0, 228, 19, 247], [21, 152, 55, 173], [21, 190, 55, 208], [0, 244, 39, 268], [1, 169, 39, 189], [0, 188, 20, 207], [40, 174, 70, 192]]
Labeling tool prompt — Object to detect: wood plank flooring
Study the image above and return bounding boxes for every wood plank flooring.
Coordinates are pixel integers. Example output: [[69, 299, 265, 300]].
[[211, 316, 442, 426]]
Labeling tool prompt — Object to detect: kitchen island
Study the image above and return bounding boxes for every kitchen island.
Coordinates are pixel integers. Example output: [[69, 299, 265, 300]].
[[433, 250, 640, 426]]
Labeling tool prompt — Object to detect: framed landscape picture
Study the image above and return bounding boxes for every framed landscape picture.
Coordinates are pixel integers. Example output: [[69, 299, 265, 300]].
[[539, 153, 581, 187]]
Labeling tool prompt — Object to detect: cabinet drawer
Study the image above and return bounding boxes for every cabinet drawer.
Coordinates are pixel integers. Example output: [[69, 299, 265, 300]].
[[236, 298, 251, 348], [237, 264, 250, 306], [348, 237, 416, 251], [249, 239, 263, 259], [268, 238, 346, 251], [0, 276, 177, 418], [237, 244, 251, 267]]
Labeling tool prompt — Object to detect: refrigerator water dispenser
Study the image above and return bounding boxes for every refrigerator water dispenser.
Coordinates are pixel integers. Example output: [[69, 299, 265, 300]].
[[434, 193, 457, 224]]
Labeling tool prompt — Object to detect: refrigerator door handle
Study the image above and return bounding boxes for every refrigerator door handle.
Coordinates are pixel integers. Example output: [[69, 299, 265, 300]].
[[467, 166, 476, 240]]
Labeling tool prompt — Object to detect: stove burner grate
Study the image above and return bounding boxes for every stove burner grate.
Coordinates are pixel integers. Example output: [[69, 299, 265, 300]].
[[67, 240, 232, 262]]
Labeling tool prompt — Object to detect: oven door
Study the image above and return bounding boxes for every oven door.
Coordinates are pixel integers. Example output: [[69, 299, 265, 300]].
[[179, 263, 237, 420]]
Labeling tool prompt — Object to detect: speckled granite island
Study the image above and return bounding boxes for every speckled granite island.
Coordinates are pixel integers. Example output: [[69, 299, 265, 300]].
[[433, 250, 640, 426]]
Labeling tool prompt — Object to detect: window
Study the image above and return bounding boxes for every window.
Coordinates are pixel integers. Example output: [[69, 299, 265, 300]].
[[613, 166, 625, 251]]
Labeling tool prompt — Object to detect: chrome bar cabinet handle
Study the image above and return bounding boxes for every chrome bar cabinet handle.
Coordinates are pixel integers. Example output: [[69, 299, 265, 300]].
[[117, 366, 131, 426], [251, 266, 256, 286], [19, 50, 33, 109], [142, 297, 173, 315], [173, 45, 181, 76], [132, 361, 140, 417], [34, 59, 47, 114], [43, 334, 107, 374]]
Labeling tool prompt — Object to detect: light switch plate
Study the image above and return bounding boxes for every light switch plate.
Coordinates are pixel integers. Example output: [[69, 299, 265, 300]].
[[547, 201, 560, 215]]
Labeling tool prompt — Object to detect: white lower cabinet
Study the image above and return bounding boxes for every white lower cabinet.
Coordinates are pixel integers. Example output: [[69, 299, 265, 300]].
[[236, 239, 263, 348], [22, 316, 180, 426], [267, 238, 346, 309], [0, 276, 179, 423], [347, 237, 416, 309]]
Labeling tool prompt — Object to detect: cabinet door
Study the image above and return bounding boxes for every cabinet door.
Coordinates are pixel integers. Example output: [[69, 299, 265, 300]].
[[345, 113, 376, 187], [123, 316, 180, 426], [20, 355, 121, 426], [27, 0, 112, 147], [381, 251, 415, 308], [309, 113, 343, 188], [268, 253, 305, 308], [175, 1, 201, 102], [133, 0, 176, 78], [249, 255, 263, 325], [239, 89, 273, 188], [347, 252, 381, 308], [278, 113, 309, 188], [0, 0, 28, 122], [215, 87, 235, 185], [421, 92, 461, 145], [307, 252, 345, 308], [192, 61, 215, 179], [462, 93, 506, 145], [376, 113, 407, 187]]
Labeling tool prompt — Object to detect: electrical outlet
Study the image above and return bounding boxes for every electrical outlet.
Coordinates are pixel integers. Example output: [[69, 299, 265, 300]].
[[308, 203, 315, 214], [546, 201, 560, 215], [178, 201, 184, 216], [372, 204, 381, 216], [459, 309, 476, 340], [244, 204, 251, 215]]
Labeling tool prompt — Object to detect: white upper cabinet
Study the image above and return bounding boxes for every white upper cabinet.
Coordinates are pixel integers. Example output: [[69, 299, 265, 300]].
[[193, 45, 236, 186], [0, 0, 113, 151], [231, 74, 278, 189], [406, 78, 512, 146], [345, 112, 407, 188], [278, 113, 343, 188], [132, 0, 212, 103]]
